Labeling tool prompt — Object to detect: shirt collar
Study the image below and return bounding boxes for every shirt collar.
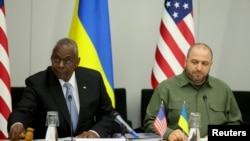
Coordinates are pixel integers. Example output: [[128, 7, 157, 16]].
[[180, 70, 212, 88], [59, 72, 76, 88]]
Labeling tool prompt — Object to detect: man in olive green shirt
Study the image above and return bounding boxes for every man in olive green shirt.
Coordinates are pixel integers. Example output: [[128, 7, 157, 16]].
[[144, 43, 243, 141]]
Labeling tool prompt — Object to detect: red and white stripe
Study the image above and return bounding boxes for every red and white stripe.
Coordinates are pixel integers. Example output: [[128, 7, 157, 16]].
[[151, 0, 195, 89], [153, 103, 167, 137], [0, 0, 12, 139]]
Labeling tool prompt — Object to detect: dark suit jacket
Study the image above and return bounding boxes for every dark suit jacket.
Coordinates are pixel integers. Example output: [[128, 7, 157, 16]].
[[8, 66, 120, 139]]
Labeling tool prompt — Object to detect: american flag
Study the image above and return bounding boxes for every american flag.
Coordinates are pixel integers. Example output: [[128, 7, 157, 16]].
[[0, 0, 11, 139], [151, 0, 195, 89], [153, 102, 167, 137]]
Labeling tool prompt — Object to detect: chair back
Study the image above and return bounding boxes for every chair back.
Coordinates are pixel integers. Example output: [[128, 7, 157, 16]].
[[140, 89, 154, 128], [232, 91, 250, 125]]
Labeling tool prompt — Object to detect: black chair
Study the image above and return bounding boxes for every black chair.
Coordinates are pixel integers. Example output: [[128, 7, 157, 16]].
[[11, 87, 25, 108], [114, 88, 128, 121], [114, 88, 132, 127], [232, 91, 250, 125], [134, 88, 154, 132]]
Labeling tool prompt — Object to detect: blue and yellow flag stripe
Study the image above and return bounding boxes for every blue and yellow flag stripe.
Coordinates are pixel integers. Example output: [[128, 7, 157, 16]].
[[69, 0, 115, 107], [178, 103, 189, 135]]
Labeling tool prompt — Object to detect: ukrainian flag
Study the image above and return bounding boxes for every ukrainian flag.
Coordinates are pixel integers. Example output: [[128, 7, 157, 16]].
[[69, 0, 115, 107], [178, 102, 189, 135]]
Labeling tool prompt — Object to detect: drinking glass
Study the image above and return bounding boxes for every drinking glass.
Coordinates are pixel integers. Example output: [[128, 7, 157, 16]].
[[46, 111, 59, 127], [188, 112, 201, 141], [188, 112, 201, 128]]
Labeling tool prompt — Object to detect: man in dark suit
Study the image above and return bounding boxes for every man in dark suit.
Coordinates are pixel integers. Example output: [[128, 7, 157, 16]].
[[7, 38, 120, 140]]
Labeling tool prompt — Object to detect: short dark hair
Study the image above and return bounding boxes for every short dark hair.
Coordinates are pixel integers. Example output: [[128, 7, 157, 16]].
[[187, 43, 213, 59], [54, 38, 78, 56]]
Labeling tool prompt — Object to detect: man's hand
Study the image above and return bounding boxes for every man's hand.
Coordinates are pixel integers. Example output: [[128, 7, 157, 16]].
[[9, 124, 25, 141], [76, 131, 99, 138], [167, 129, 188, 141]]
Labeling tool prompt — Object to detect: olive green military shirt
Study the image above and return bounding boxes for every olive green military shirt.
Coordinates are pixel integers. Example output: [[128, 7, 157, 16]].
[[144, 71, 243, 139]]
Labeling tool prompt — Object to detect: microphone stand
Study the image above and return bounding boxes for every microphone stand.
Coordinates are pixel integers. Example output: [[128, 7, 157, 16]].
[[119, 124, 129, 140], [112, 112, 138, 138], [120, 124, 126, 136]]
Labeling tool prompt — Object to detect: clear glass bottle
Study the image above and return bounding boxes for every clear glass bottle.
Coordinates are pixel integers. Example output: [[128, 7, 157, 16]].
[[188, 112, 201, 141], [45, 111, 59, 141]]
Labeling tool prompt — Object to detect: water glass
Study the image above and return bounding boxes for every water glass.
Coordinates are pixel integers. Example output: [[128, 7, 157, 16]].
[[46, 111, 59, 127], [188, 112, 201, 128]]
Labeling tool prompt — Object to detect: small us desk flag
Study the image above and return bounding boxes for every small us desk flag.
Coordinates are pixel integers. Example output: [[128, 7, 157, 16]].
[[153, 102, 167, 137], [151, 0, 195, 89], [178, 102, 189, 135], [0, 0, 12, 139], [69, 0, 115, 107]]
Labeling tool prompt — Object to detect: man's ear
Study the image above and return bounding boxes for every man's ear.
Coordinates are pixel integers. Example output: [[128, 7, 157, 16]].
[[76, 57, 80, 66]]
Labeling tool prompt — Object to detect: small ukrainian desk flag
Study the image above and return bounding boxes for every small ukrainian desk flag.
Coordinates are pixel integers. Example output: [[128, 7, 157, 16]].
[[178, 101, 189, 135]]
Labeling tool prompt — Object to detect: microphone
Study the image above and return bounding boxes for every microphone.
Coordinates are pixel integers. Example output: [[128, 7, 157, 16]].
[[67, 95, 74, 141], [203, 95, 211, 124], [110, 111, 138, 138]]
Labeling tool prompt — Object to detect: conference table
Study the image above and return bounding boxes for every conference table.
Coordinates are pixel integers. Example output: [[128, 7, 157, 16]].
[[1, 138, 125, 141], [2, 132, 208, 141]]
